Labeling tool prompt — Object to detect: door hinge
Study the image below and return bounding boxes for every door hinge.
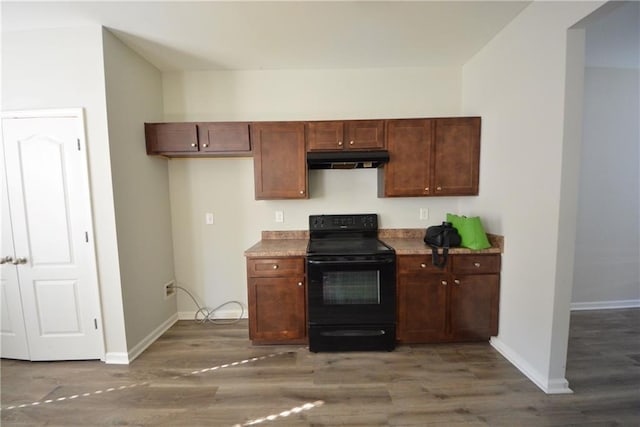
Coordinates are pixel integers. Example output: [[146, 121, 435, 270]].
[[77, 138, 81, 151], [94, 318, 98, 330], [85, 232, 89, 243]]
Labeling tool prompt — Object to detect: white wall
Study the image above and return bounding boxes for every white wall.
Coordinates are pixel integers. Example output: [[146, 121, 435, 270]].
[[102, 29, 177, 356], [1, 27, 128, 359], [162, 67, 467, 317], [461, 1, 604, 393], [572, 1, 640, 309]]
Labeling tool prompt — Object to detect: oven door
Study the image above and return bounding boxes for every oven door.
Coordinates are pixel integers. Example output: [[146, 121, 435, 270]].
[[306, 254, 396, 326]]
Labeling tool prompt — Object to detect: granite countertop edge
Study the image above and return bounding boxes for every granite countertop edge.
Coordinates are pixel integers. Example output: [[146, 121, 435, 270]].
[[244, 229, 504, 257]]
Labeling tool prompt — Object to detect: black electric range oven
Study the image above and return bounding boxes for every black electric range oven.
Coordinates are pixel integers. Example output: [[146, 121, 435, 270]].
[[306, 214, 396, 352]]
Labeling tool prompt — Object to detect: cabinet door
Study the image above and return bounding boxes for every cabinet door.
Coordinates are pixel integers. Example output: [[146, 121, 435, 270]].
[[397, 273, 448, 343], [432, 117, 480, 196], [449, 274, 499, 339], [145, 123, 198, 154], [251, 122, 307, 199], [382, 119, 433, 197], [344, 120, 385, 150], [197, 122, 251, 154], [306, 121, 345, 151], [248, 277, 306, 342]]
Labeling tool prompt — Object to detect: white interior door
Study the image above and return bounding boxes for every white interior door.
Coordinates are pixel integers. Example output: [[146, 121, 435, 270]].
[[1, 154, 30, 359], [1, 110, 104, 361]]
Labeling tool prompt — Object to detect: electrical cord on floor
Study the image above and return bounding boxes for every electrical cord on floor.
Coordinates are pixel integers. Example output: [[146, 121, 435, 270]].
[[170, 284, 245, 324]]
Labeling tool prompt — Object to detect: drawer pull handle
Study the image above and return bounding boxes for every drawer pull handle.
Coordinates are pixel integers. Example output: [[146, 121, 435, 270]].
[[420, 263, 427, 268], [474, 262, 481, 268], [272, 265, 278, 269]]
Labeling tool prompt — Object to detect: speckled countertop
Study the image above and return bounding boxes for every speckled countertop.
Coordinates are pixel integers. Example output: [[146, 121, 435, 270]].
[[244, 229, 503, 257]]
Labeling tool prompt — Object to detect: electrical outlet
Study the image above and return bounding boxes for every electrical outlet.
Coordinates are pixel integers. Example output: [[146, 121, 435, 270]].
[[419, 208, 429, 220], [275, 210, 284, 223], [205, 212, 214, 225], [164, 280, 176, 299]]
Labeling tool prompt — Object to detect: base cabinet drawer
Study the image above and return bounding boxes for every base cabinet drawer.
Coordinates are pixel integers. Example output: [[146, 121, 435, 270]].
[[247, 257, 304, 278]]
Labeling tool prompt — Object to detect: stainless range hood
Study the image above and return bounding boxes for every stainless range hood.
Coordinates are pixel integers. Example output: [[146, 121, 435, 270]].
[[306, 150, 390, 169]]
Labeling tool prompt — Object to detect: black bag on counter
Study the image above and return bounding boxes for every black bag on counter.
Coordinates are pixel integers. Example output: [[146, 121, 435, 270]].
[[424, 222, 461, 268]]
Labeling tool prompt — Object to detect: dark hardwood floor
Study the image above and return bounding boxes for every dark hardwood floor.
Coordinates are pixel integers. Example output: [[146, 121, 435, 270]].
[[2, 309, 638, 426]]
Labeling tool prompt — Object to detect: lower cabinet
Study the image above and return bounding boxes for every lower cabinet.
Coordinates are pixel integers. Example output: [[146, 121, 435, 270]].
[[397, 254, 500, 343], [245, 253, 500, 346], [246, 257, 307, 344]]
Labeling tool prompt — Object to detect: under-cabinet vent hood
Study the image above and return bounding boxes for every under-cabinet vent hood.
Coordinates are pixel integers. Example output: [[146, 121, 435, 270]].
[[307, 151, 390, 169]]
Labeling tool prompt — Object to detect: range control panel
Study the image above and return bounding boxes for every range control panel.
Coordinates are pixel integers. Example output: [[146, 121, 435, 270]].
[[309, 214, 378, 232]]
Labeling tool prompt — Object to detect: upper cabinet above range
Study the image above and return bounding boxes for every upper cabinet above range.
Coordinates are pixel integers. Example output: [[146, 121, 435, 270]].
[[145, 122, 251, 157], [306, 120, 385, 151]]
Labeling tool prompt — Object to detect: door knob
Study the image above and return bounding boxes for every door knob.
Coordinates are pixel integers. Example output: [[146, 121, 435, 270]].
[[0, 256, 13, 264], [11, 257, 27, 265]]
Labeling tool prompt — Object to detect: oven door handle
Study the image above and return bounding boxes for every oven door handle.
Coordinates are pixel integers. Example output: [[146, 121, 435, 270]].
[[307, 258, 394, 265]]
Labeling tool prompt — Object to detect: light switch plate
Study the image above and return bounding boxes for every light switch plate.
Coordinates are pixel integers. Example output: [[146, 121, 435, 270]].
[[275, 210, 284, 223]]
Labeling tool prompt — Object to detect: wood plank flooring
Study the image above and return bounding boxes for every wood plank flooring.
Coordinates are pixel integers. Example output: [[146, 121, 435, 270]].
[[2, 309, 638, 426]]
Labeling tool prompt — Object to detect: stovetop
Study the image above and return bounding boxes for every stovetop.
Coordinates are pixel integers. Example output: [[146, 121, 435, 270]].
[[306, 237, 394, 256], [307, 214, 394, 256]]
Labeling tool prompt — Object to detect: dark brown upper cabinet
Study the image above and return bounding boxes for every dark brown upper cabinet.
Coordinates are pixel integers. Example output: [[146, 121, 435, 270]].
[[306, 120, 385, 151], [197, 122, 251, 154], [380, 118, 434, 197], [432, 117, 480, 196], [145, 123, 199, 154], [251, 122, 308, 200], [379, 117, 480, 197], [145, 122, 251, 156]]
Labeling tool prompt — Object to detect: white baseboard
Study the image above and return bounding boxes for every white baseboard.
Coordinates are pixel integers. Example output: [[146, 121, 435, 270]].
[[178, 307, 247, 321], [490, 337, 573, 395], [571, 299, 640, 311], [104, 352, 130, 365], [109, 313, 179, 364]]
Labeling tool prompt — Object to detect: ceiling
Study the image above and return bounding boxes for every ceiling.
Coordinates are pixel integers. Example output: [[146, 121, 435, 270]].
[[1, 1, 532, 71]]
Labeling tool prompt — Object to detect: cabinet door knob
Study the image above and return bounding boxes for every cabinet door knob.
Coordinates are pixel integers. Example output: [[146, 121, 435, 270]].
[[299, 190, 304, 195], [424, 187, 429, 192], [272, 264, 278, 269], [441, 280, 447, 286], [349, 140, 354, 145], [436, 186, 442, 191], [297, 282, 303, 287], [0, 256, 13, 264], [474, 262, 481, 268], [420, 263, 427, 268], [191, 143, 197, 148], [202, 143, 209, 148], [454, 279, 461, 285], [337, 141, 343, 146]]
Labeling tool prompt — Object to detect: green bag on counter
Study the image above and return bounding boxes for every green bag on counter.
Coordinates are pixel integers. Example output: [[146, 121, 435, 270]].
[[446, 213, 491, 250]]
